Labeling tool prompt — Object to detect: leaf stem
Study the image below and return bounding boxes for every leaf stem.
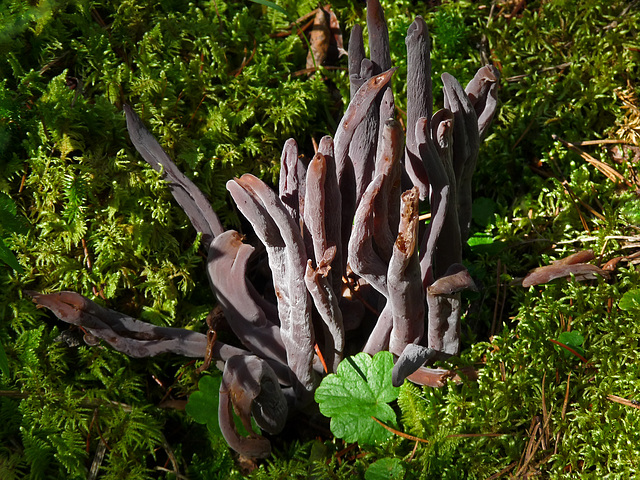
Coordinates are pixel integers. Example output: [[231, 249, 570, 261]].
[[548, 338, 589, 364], [370, 416, 429, 444]]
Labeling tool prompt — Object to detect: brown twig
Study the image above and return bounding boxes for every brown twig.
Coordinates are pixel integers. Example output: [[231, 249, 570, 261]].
[[187, 94, 207, 129], [93, 419, 111, 452], [282, 8, 321, 34], [548, 339, 590, 364], [371, 416, 507, 445], [546, 152, 592, 230], [210, 0, 223, 31], [407, 439, 420, 462], [607, 394, 640, 409], [232, 39, 258, 78], [554, 134, 630, 186], [562, 372, 571, 421], [486, 461, 517, 479], [515, 417, 545, 476], [0, 390, 27, 399], [565, 181, 606, 221], [155, 466, 189, 480], [541, 372, 549, 446], [196, 306, 223, 374], [196, 329, 217, 374], [18, 171, 27, 193], [505, 62, 572, 82], [511, 115, 536, 151], [491, 259, 502, 337], [86, 409, 98, 453], [161, 435, 184, 480], [334, 443, 357, 464], [571, 139, 630, 146], [559, 180, 591, 232], [447, 433, 506, 439], [370, 416, 429, 444], [342, 276, 379, 316], [88, 439, 107, 480]]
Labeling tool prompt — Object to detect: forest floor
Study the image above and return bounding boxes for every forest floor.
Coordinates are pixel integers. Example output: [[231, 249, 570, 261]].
[[1, 0, 640, 478]]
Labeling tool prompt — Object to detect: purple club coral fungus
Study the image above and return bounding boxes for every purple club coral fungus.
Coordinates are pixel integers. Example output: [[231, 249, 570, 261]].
[[28, 0, 499, 457]]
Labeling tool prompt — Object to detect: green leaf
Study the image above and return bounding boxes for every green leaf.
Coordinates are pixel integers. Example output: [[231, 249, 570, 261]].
[[0, 237, 22, 272], [315, 351, 399, 445], [186, 374, 259, 438], [556, 331, 585, 359], [619, 290, 640, 312], [248, 0, 287, 16], [185, 375, 222, 437], [467, 232, 504, 255], [365, 457, 406, 480], [467, 233, 494, 247], [471, 197, 498, 227]]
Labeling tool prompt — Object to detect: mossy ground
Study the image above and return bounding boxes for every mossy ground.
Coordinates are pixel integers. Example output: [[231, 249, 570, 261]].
[[1, 0, 639, 478]]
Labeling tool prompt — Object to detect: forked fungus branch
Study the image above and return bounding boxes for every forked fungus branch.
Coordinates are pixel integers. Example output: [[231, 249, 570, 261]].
[[28, 0, 499, 458]]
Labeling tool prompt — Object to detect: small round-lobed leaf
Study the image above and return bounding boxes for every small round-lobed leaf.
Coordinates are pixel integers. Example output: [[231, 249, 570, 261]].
[[619, 290, 640, 312], [314, 351, 399, 444], [185, 375, 222, 437], [556, 331, 585, 359], [365, 457, 407, 480]]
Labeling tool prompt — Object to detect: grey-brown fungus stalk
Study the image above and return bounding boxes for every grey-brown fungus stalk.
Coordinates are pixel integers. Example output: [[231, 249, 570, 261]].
[[26, 291, 231, 360], [32, 0, 499, 458], [305, 247, 345, 373], [227, 175, 316, 404], [404, 16, 433, 200], [388, 187, 424, 356], [207, 231, 290, 381], [465, 65, 501, 141], [392, 343, 437, 387], [123, 105, 224, 247], [279, 138, 306, 230], [427, 264, 477, 356], [218, 355, 288, 459]]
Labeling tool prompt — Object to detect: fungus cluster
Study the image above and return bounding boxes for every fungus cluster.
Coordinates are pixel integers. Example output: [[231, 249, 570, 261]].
[[29, 0, 499, 457]]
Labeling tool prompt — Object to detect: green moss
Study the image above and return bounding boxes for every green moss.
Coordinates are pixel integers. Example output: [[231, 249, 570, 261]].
[[1, 0, 640, 477]]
